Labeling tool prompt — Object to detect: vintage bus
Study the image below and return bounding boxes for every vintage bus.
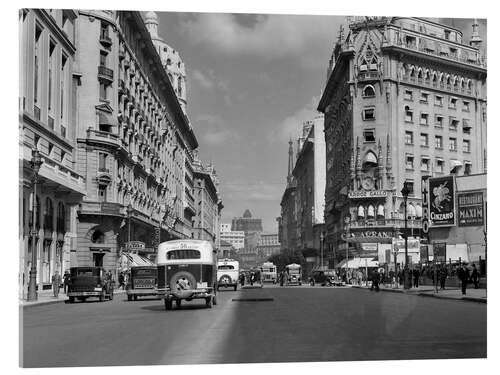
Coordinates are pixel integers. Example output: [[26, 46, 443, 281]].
[[156, 240, 217, 310], [260, 262, 277, 283], [217, 258, 240, 291], [285, 263, 302, 286]]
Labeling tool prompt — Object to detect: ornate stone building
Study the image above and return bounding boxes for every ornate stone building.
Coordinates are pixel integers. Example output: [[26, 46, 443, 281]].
[[74, 10, 198, 269], [19, 9, 85, 296], [318, 17, 487, 265], [279, 139, 297, 253], [144, 11, 187, 113]]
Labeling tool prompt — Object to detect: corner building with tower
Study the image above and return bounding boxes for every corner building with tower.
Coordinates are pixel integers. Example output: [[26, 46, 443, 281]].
[[318, 17, 486, 266]]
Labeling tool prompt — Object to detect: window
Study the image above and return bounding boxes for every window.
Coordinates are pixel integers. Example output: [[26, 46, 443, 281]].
[[43, 198, 54, 231], [404, 90, 413, 101], [463, 140, 470, 153], [420, 113, 429, 125], [420, 92, 429, 103], [421, 158, 430, 172], [463, 101, 470, 112], [98, 152, 108, 171], [34, 26, 42, 106], [48, 41, 56, 112], [100, 51, 107, 67], [463, 119, 471, 134], [436, 159, 444, 173], [100, 23, 109, 39], [449, 137, 457, 151], [464, 162, 472, 175], [449, 118, 459, 131], [61, 54, 67, 120], [363, 130, 375, 143], [435, 135, 443, 149], [420, 133, 429, 147], [435, 95, 443, 107], [449, 97, 457, 109], [362, 108, 375, 120], [99, 82, 107, 101], [404, 106, 413, 122], [177, 77, 183, 97], [405, 131, 413, 145], [98, 185, 107, 202], [404, 180, 415, 196], [435, 115, 444, 128], [362, 85, 376, 97], [405, 155, 414, 170]]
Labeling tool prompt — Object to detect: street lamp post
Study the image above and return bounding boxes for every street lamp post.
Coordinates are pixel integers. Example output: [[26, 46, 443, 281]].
[[320, 231, 324, 269], [344, 216, 350, 272], [127, 203, 133, 252], [401, 181, 411, 290], [27, 149, 43, 301]]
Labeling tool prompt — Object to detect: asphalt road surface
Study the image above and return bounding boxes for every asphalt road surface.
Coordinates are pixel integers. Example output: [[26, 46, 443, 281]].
[[21, 285, 486, 367]]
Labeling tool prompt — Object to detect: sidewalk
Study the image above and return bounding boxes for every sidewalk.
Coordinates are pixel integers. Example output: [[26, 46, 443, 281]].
[[351, 283, 486, 303], [20, 288, 127, 308]]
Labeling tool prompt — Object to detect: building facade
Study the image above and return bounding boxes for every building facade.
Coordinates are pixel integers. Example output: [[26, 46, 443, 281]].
[[279, 139, 298, 253], [256, 233, 281, 259], [19, 9, 85, 296], [219, 224, 245, 250], [192, 157, 222, 246], [231, 209, 263, 233], [73, 10, 198, 269], [318, 17, 487, 265]]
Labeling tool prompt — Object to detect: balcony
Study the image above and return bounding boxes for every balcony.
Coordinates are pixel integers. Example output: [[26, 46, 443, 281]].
[[98, 65, 114, 83], [99, 33, 112, 47], [86, 128, 120, 148], [79, 201, 125, 217]]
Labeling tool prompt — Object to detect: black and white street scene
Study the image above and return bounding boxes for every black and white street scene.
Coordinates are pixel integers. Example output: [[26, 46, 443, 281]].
[[18, 6, 487, 369]]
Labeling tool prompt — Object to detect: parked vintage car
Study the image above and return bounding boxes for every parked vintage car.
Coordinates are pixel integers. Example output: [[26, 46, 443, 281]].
[[260, 262, 277, 283], [310, 270, 336, 286], [156, 240, 217, 310], [126, 266, 158, 301], [285, 263, 302, 286], [67, 267, 114, 303]]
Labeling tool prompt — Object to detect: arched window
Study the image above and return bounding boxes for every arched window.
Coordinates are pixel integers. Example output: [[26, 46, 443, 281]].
[[467, 80, 473, 90], [43, 198, 54, 231], [377, 204, 385, 219], [410, 66, 416, 77], [362, 85, 376, 97], [367, 205, 375, 218], [446, 75, 451, 85], [432, 72, 438, 83], [424, 70, 430, 81], [417, 68, 423, 79], [166, 58, 171, 66], [357, 205, 365, 218], [57, 202, 65, 233]]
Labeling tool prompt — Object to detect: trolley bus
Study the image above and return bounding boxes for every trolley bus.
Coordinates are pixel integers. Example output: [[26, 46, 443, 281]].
[[285, 263, 302, 286]]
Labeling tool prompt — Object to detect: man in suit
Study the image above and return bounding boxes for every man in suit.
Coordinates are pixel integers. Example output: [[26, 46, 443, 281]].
[[457, 264, 469, 295]]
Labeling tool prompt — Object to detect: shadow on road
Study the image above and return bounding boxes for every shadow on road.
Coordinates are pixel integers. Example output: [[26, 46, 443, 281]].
[[140, 303, 211, 312]]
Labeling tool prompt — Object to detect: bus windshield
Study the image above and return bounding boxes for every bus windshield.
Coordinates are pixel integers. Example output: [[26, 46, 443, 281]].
[[167, 249, 201, 260], [218, 265, 235, 270]]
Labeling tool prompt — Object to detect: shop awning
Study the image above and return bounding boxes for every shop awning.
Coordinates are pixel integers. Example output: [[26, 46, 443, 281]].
[[337, 257, 379, 269], [118, 252, 154, 271]]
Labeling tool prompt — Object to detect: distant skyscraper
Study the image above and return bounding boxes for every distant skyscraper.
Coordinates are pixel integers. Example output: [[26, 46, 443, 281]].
[[231, 209, 263, 234]]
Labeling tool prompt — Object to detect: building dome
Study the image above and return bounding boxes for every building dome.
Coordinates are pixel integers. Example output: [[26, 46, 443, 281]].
[[243, 209, 252, 218], [145, 11, 158, 22]]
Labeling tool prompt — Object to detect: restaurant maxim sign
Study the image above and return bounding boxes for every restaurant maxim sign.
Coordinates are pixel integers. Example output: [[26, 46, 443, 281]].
[[429, 176, 455, 227], [457, 191, 484, 227]]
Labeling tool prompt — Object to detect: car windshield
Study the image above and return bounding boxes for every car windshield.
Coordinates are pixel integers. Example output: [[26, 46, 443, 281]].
[[218, 265, 234, 270], [134, 269, 156, 276], [72, 268, 100, 277]]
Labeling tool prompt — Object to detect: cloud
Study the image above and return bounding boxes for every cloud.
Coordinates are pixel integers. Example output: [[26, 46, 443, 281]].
[[194, 113, 240, 146], [222, 181, 283, 202], [267, 96, 321, 143], [179, 13, 341, 68], [192, 69, 214, 89]]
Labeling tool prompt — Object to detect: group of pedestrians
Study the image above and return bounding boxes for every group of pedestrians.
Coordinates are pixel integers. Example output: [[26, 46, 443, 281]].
[[50, 270, 71, 298]]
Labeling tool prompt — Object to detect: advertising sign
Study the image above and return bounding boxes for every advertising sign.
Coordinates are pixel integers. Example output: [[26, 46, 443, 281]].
[[457, 191, 484, 227], [433, 242, 446, 262], [429, 176, 455, 227], [348, 190, 388, 199], [126, 241, 145, 251], [421, 176, 430, 237]]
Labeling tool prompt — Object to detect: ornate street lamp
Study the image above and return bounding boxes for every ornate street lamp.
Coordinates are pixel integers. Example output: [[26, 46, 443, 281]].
[[401, 181, 411, 289], [126, 203, 133, 251], [27, 148, 43, 301]]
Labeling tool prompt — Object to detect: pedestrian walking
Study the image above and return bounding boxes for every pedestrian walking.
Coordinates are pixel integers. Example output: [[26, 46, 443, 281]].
[[397, 269, 404, 288], [439, 266, 448, 290], [52, 270, 62, 298], [471, 263, 479, 289], [457, 263, 469, 295], [370, 269, 380, 292], [63, 270, 71, 294], [413, 268, 420, 288], [388, 269, 395, 288], [118, 272, 125, 289]]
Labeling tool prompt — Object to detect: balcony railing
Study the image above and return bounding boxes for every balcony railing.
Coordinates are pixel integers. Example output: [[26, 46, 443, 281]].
[[99, 33, 112, 46], [98, 65, 114, 82], [86, 128, 120, 146]]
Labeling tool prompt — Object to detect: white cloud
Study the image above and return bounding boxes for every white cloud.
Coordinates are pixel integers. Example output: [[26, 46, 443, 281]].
[[179, 13, 341, 67], [268, 96, 321, 143], [195, 113, 240, 146], [192, 69, 214, 89]]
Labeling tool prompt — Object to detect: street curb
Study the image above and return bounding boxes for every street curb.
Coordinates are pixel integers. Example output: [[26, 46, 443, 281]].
[[20, 290, 128, 309], [352, 285, 486, 303]]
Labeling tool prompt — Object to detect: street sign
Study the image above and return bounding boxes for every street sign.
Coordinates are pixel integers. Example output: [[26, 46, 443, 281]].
[[126, 241, 145, 251]]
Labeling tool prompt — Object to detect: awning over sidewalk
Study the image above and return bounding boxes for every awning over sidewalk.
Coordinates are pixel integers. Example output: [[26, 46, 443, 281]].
[[337, 257, 379, 269], [118, 252, 154, 271]]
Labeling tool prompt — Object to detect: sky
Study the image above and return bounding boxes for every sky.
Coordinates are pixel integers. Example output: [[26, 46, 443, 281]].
[[151, 12, 486, 232]]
